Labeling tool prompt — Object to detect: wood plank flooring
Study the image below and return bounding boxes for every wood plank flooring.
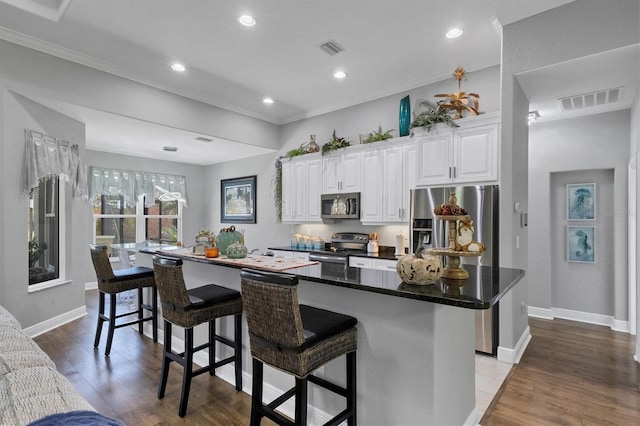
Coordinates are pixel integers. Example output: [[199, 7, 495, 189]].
[[33, 290, 640, 425]]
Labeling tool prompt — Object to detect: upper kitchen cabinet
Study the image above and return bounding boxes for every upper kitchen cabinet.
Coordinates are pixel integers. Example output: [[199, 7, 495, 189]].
[[322, 148, 362, 193], [415, 112, 499, 186], [361, 137, 415, 224], [281, 154, 322, 223]]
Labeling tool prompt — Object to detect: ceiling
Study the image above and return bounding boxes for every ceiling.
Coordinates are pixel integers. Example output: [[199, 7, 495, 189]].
[[0, 0, 636, 165]]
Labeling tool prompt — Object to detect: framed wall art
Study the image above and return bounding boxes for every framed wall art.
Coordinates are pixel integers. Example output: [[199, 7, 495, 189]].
[[221, 175, 256, 224], [567, 183, 595, 220], [567, 226, 595, 263]]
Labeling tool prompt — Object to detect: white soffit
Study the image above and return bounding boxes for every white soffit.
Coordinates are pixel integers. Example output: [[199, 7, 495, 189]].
[[0, 0, 70, 22]]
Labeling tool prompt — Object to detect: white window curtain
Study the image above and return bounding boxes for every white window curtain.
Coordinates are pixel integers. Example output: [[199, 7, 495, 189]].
[[23, 130, 88, 199], [88, 167, 189, 208]]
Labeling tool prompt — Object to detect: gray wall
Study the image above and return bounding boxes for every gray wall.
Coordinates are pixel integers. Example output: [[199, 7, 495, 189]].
[[0, 38, 279, 327], [529, 111, 629, 322], [499, 0, 639, 349]]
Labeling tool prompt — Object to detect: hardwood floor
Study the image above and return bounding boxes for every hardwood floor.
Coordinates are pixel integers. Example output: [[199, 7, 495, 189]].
[[481, 318, 640, 425], [34, 290, 640, 425]]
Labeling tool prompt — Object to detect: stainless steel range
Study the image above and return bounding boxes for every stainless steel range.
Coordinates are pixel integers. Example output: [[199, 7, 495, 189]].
[[308, 232, 368, 283]]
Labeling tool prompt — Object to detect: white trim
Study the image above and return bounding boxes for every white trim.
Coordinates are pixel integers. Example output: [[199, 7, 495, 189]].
[[527, 306, 553, 319], [28, 279, 73, 293], [85, 281, 98, 290], [464, 407, 481, 425], [22, 306, 87, 338], [528, 305, 631, 333], [629, 158, 637, 336], [497, 326, 531, 364]]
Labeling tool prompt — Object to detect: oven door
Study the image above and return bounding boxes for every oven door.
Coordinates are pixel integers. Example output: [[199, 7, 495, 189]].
[[308, 252, 360, 284]]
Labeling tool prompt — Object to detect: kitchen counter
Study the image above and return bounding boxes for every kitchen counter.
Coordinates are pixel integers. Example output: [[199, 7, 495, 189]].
[[267, 245, 403, 261], [135, 248, 524, 425], [159, 248, 522, 310]]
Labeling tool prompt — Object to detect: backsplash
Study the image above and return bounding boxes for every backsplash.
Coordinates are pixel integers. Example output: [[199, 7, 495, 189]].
[[290, 223, 410, 251]]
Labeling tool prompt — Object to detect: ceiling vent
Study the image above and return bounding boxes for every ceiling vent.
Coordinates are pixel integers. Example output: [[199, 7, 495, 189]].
[[319, 40, 344, 56], [559, 87, 622, 111], [195, 136, 213, 142]]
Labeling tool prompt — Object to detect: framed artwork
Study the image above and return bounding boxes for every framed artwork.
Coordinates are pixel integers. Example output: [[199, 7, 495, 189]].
[[221, 175, 256, 223], [567, 226, 595, 263], [567, 183, 596, 220]]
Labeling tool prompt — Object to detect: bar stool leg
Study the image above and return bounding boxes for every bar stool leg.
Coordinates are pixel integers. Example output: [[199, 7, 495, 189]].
[[137, 287, 144, 335], [234, 313, 242, 391], [93, 291, 106, 349], [347, 351, 357, 426], [209, 319, 216, 376], [294, 377, 308, 425], [250, 358, 264, 426], [158, 321, 172, 399], [179, 327, 194, 417], [151, 287, 158, 343], [105, 294, 117, 356]]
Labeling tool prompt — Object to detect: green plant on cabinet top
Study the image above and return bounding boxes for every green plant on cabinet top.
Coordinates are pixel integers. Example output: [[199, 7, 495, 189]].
[[322, 130, 350, 154], [410, 100, 459, 133], [363, 125, 395, 143]]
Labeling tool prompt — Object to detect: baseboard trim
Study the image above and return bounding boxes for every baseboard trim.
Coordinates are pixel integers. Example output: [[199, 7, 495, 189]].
[[497, 325, 531, 364], [85, 281, 98, 290], [528, 306, 630, 333], [464, 407, 481, 425], [23, 306, 87, 338]]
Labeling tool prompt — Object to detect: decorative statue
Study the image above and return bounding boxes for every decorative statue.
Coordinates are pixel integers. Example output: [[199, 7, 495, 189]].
[[455, 220, 485, 253]]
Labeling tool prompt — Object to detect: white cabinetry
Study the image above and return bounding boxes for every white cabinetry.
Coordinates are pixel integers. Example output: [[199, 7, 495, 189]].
[[415, 112, 499, 187], [281, 154, 322, 223], [349, 256, 397, 272], [322, 150, 362, 193], [361, 138, 414, 223]]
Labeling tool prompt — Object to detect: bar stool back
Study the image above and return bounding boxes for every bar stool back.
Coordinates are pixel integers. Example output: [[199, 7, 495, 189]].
[[89, 244, 158, 356], [152, 255, 243, 417], [240, 268, 357, 426]]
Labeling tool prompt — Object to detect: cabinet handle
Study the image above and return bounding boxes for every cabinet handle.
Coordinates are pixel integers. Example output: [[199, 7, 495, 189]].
[[453, 166, 457, 178], [398, 208, 401, 217], [449, 167, 452, 178]]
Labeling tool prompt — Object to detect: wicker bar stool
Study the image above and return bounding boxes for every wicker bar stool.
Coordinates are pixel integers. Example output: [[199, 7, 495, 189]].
[[240, 268, 358, 426], [89, 244, 158, 356], [152, 255, 243, 417]]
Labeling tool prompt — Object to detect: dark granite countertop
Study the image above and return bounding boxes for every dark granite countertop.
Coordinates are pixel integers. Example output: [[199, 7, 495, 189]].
[[142, 247, 524, 310]]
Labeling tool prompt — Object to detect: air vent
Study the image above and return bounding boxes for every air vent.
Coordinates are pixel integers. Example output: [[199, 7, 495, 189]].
[[319, 40, 344, 56], [559, 88, 622, 111], [195, 136, 213, 143]]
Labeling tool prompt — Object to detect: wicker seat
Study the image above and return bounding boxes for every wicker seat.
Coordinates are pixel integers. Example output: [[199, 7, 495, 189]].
[[89, 244, 158, 356], [240, 268, 358, 426], [152, 255, 243, 417]]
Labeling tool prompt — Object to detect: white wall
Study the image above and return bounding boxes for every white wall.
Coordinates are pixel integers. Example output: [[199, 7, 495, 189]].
[[529, 111, 629, 325]]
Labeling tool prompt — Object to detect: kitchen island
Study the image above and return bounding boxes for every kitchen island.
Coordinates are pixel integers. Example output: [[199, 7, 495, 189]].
[[132, 245, 524, 425]]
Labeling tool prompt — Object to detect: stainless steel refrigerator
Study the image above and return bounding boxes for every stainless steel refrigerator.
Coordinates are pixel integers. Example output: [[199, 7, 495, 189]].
[[410, 185, 499, 354]]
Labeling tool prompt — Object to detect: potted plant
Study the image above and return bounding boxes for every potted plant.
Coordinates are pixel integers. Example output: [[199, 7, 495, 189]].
[[410, 100, 459, 133], [362, 125, 395, 143], [321, 130, 350, 154]]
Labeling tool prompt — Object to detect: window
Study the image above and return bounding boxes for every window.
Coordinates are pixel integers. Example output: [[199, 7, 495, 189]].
[[28, 177, 62, 285], [93, 194, 182, 255]]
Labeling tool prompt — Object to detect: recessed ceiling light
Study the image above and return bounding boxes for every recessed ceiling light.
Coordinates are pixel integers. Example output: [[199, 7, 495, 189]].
[[263, 97, 274, 104], [171, 63, 186, 72], [238, 15, 256, 26], [334, 71, 347, 79], [163, 146, 178, 152], [445, 28, 463, 39]]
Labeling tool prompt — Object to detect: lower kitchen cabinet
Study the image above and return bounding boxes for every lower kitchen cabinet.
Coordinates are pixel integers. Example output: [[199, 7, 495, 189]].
[[349, 256, 397, 271], [269, 250, 310, 261]]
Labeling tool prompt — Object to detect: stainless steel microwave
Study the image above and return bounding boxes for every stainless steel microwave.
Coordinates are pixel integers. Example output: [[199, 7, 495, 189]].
[[320, 192, 360, 219]]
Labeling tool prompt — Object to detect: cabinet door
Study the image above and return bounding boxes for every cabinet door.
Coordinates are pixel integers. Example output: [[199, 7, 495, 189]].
[[291, 160, 306, 222], [281, 160, 294, 222], [382, 146, 404, 222], [293, 252, 310, 261], [349, 256, 373, 268], [372, 258, 398, 271], [360, 150, 383, 222], [305, 158, 322, 222], [402, 143, 416, 221], [454, 124, 499, 184], [271, 250, 293, 259], [416, 132, 454, 186], [341, 151, 362, 192], [322, 154, 341, 193]]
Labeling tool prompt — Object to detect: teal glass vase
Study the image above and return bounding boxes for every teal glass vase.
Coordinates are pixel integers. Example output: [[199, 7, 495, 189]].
[[399, 95, 411, 136]]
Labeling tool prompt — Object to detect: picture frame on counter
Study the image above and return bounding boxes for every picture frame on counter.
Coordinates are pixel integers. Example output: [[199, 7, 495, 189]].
[[221, 175, 256, 223], [567, 182, 596, 220], [567, 225, 595, 263]]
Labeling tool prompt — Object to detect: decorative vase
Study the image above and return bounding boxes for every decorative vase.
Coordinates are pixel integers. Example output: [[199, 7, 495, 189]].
[[399, 95, 411, 137], [305, 134, 319, 153], [216, 227, 242, 256]]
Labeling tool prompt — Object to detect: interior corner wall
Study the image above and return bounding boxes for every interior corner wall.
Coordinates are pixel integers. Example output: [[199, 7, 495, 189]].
[[2, 89, 88, 327], [529, 111, 630, 322]]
